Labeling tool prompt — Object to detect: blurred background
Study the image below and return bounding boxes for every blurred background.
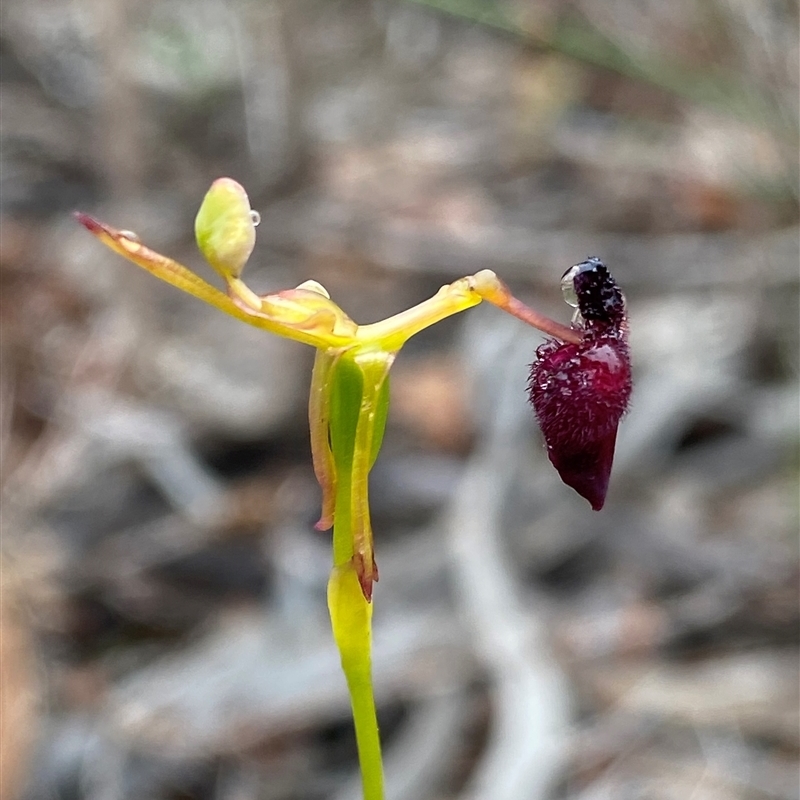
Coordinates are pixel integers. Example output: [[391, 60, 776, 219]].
[[1, 1, 798, 798]]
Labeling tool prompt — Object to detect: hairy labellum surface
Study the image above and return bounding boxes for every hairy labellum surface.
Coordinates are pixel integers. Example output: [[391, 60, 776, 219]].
[[529, 258, 631, 510]]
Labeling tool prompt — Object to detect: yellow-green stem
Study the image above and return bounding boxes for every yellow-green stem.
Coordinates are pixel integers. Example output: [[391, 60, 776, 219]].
[[329, 484, 384, 799], [345, 657, 383, 800], [327, 353, 386, 799]]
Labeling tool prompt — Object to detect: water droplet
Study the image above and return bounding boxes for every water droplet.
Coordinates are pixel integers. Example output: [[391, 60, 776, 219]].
[[560, 264, 580, 307], [118, 230, 140, 243], [249, 210, 261, 227]]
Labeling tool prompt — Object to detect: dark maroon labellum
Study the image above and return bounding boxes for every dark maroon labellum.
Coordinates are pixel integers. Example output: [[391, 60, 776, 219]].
[[529, 258, 631, 510]]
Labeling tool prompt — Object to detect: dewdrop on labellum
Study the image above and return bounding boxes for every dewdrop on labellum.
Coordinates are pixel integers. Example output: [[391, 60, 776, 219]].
[[528, 258, 631, 510]]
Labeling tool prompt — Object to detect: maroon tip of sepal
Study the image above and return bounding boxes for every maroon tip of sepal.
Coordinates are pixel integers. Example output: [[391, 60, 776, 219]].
[[353, 553, 378, 602], [73, 211, 104, 233]]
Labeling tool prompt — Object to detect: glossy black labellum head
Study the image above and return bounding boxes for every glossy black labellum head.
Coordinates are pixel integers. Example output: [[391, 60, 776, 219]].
[[561, 257, 625, 332]]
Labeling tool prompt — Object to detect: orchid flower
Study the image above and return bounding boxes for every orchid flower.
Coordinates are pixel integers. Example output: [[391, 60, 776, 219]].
[[76, 178, 629, 800]]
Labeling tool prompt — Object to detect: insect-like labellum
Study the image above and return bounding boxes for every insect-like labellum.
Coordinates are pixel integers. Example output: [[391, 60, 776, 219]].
[[529, 258, 631, 510]]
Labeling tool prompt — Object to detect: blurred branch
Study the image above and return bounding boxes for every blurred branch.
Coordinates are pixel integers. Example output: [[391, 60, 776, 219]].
[[406, 0, 798, 142], [93, 0, 146, 198]]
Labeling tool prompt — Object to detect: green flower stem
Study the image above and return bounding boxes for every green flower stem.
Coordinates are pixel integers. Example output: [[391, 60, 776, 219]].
[[327, 350, 392, 800], [328, 352, 390, 582], [328, 562, 383, 800]]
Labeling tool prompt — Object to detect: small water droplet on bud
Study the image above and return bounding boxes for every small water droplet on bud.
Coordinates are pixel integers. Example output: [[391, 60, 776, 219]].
[[249, 210, 261, 227], [119, 230, 140, 243]]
